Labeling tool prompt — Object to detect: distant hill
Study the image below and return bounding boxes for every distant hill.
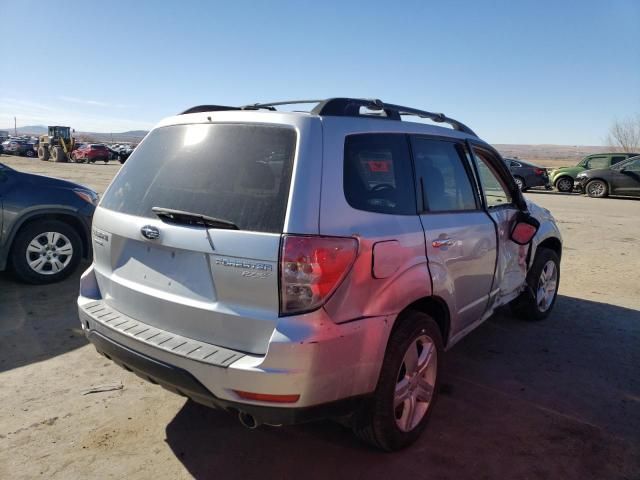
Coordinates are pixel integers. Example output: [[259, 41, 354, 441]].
[[493, 144, 622, 168], [1, 125, 148, 143]]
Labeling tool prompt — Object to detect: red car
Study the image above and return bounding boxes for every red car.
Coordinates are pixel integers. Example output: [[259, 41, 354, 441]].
[[71, 144, 111, 163]]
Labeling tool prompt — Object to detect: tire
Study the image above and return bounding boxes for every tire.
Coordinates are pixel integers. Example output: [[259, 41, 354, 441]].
[[511, 248, 560, 321], [25, 149, 35, 158], [52, 146, 67, 163], [555, 176, 573, 193], [352, 311, 443, 451], [9, 220, 82, 284], [514, 176, 525, 191], [38, 146, 50, 161], [585, 179, 608, 198]]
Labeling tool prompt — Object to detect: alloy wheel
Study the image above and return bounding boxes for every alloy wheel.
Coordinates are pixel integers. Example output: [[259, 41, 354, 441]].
[[556, 178, 572, 192], [536, 260, 558, 312], [587, 181, 606, 197], [394, 334, 437, 432]]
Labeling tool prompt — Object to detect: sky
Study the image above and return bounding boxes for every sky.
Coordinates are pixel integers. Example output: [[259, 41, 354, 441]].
[[1, 0, 638, 145]]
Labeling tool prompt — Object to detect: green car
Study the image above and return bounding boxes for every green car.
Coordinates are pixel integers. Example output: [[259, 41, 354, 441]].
[[550, 153, 639, 192]]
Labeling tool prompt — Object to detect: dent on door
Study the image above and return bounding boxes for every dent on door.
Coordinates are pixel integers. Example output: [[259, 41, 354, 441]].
[[490, 208, 528, 303]]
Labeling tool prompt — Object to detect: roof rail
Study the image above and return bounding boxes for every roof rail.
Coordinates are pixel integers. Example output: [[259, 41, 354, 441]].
[[312, 98, 477, 136], [178, 98, 477, 136], [179, 105, 240, 115]]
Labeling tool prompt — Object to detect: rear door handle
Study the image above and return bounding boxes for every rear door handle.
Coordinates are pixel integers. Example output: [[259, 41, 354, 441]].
[[432, 238, 455, 248]]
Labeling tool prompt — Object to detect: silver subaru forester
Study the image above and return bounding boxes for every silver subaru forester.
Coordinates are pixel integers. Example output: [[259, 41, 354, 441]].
[[78, 98, 562, 450]]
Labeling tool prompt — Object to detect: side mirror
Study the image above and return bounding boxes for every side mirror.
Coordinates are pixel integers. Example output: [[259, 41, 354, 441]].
[[510, 212, 540, 245]]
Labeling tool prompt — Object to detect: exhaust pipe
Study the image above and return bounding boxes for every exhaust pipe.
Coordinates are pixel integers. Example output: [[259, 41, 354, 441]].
[[238, 411, 259, 429]]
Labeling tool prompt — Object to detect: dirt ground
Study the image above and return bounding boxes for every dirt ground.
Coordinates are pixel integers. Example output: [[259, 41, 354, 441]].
[[0, 155, 638, 480]]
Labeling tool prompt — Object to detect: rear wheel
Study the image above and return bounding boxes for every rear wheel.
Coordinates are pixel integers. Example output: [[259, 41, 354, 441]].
[[25, 149, 35, 158], [52, 146, 67, 163], [511, 248, 560, 321], [10, 220, 82, 284], [586, 179, 608, 198], [38, 146, 50, 161], [352, 311, 442, 451], [555, 176, 573, 192]]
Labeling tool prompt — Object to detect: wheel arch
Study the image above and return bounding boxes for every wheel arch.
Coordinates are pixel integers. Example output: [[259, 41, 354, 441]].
[[536, 236, 562, 260], [554, 174, 573, 187], [392, 296, 451, 348], [6, 210, 90, 262]]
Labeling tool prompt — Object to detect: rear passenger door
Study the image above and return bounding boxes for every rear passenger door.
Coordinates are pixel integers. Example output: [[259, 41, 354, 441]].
[[469, 144, 528, 304], [411, 136, 497, 337]]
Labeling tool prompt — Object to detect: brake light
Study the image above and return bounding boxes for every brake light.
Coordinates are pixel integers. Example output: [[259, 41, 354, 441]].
[[534, 168, 545, 175], [280, 235, 358, 315]]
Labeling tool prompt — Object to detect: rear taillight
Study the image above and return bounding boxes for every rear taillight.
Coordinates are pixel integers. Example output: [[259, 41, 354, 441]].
[[534, 168, 546, 175], [280, 235, 358, 315]]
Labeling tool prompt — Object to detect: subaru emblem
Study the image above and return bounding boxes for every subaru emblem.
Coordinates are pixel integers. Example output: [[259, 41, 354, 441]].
[[141, 225, 160, 240]]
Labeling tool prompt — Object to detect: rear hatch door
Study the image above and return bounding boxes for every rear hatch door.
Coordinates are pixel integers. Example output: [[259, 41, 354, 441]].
[[93, 123, 297, 355]]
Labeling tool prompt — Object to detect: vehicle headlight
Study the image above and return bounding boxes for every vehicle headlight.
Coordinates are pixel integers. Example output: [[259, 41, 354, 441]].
[[576, 173, 587, 179], [74, 188, 99, 206]]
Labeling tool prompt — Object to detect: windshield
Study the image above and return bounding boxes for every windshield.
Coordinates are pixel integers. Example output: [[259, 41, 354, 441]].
[[100, 123, 297, 234]]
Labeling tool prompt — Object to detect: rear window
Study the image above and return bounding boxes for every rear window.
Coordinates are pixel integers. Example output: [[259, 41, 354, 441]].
[[100, 123, 296, 233]]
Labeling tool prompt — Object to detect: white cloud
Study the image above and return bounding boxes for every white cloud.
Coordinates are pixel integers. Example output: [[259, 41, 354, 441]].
[[0, 97, 153, 132]]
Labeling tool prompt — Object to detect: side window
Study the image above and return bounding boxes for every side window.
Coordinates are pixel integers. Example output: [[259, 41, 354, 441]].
[[623, 159, 640, 171], [585, 156, 607, 169], [611, 156, 627, 165], [473, 148, 513, 208], [343, 134, 416, 215], [411, 137, 477, 212]]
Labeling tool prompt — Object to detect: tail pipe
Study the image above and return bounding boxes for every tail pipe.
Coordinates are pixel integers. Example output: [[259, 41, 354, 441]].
[[238, 411, 259, 429]]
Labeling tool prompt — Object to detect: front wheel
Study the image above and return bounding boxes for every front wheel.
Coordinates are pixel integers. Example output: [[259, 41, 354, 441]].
[[511, 248, 560, 321], [586, 179, 608, 198], [352, 311, 442, 451], [555, 176, 573, 192], [514, 176, 525, 191], [10, 220, 82, 284]]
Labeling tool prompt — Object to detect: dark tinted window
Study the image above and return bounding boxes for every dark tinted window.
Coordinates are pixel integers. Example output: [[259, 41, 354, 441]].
[[101, 123, 296, 233], [412, 137, 477, 212], [344, 134, 416, 215], [611, 156, 627, 165]]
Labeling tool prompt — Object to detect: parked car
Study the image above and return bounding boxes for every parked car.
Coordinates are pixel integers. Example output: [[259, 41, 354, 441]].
[[575, 155, 640, 198], [78, 98, 562, 451], [0, 162, 97, 283], [503, 157, 551, 191], [71, 144, 111, 163], [549, 152, 639, 192], [116, 145, 134, 163], [1, 139, 36, 157]]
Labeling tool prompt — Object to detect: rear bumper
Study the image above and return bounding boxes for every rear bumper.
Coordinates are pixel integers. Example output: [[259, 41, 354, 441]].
[[88, 330, 368, 425], [78, 265, 390, 422]]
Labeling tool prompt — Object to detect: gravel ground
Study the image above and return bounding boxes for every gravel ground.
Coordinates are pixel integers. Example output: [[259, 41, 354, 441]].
[[0, 154, 638, 479]]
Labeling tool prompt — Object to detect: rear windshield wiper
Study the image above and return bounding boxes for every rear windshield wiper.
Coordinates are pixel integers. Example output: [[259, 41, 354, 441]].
[[152, 207, 239, 230]]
